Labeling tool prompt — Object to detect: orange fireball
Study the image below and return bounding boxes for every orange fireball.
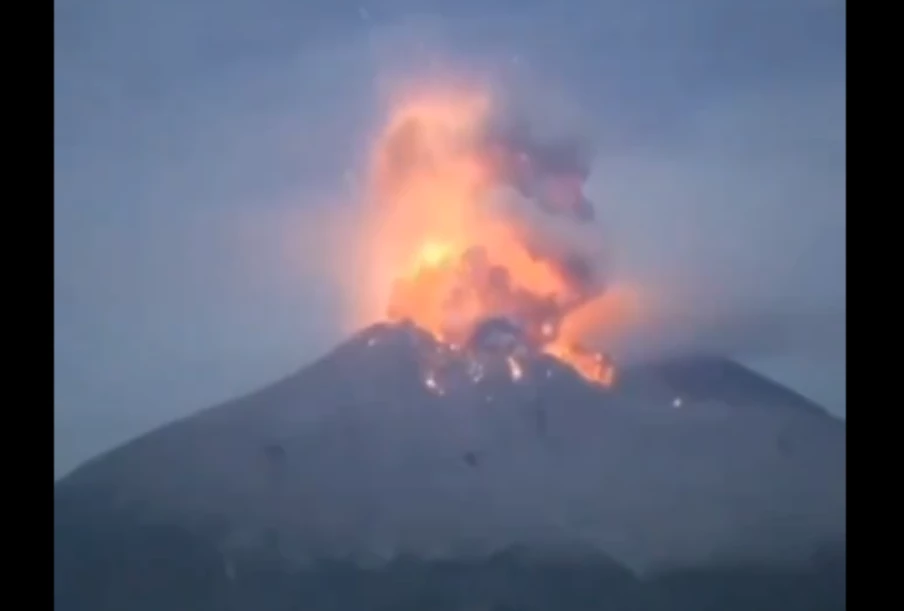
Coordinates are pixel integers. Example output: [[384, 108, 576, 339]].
[[351, 84, 642, 386]]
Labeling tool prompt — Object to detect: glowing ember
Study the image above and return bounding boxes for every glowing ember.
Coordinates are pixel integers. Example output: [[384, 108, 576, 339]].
[[545, 343, 616, 387], [541, 321, 555, 338], [507, 356, 524, 381], [424, 372, 444, 395], [354, 85, 641, 387]]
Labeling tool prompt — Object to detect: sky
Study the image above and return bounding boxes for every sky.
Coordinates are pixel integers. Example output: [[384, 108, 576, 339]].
[[54, 0, 846, 478]]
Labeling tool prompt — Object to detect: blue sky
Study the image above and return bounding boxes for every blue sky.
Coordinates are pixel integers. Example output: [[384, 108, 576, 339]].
[[54, 0, 845, 477]]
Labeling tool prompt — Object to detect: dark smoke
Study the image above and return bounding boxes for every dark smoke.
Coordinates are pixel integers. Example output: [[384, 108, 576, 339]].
[[464, 116, 607, 348], [482, 118, 597, 224], [479, 116, 606, 308]]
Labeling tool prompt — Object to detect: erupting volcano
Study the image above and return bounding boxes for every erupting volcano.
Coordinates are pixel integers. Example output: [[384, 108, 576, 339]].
[[54, 85, 846, 611], [354, 87, 639, 389]]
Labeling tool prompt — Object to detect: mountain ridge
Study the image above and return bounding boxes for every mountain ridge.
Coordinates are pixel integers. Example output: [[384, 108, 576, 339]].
[[55, 322, 845, 609], [56, 323, 844, 565]]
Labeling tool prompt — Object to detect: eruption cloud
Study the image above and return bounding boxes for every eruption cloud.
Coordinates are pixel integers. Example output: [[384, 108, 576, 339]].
[[352, 85, 643, 385]]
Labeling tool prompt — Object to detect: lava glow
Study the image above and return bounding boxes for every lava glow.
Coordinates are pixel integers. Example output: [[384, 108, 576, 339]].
[[507, 356, 524, 381], [355, 85, 640, 387]]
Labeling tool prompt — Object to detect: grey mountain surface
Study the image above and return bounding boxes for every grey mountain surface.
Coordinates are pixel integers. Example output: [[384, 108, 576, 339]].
[[54, 322, 845, 610]]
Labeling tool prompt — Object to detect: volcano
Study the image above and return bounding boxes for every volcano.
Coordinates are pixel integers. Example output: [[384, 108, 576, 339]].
[[54, 322, 845, 611]]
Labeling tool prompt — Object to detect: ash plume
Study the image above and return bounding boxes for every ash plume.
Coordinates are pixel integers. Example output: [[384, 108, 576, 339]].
[[374, 90, 611, 375], [483, 118, 597, 223], [484, 119, 605, 305]]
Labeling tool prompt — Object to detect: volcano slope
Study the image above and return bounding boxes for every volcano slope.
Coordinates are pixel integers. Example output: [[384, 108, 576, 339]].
[[54, 323, 846, 611]]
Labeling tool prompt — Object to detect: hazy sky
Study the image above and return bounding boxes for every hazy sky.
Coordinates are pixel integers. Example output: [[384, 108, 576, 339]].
[[54, 0, 845, 478]]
